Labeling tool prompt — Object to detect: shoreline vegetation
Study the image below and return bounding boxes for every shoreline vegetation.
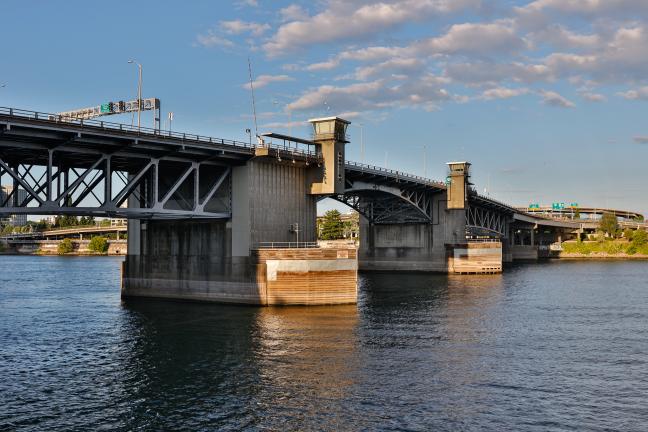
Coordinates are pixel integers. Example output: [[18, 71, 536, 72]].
[[559, 240, 648, 260]]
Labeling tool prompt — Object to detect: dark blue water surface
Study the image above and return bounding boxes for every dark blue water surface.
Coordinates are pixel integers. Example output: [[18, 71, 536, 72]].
[[1, 256, 648, 431]]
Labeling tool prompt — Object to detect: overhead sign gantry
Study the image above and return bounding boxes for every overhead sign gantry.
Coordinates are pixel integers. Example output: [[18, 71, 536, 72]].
[[53, 98, 161, 131]]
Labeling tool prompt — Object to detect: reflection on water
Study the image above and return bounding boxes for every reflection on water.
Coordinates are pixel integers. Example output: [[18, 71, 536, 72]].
[[252, 306, 360, 430], [2, 257, 648, 431]]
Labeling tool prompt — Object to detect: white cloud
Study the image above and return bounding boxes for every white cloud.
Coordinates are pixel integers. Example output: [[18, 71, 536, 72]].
[[444, 61, 550, 85], [353, 57, 425, 80], [617, 86, 648, 100], [287, 75, 453, 113], [263, 0, 480, 56], [539, 90, 575, 108], [236, 0, 258, 7], [195, 32, 234, 48], [579, 91, 606, 102], [480, 87, 530, 100], [280, 4, 308, 22], [530, 25, 600, 50], [419, 21, 527, 55], [518, 0, 648, 17], [243, 74, 294, 90], [220, 19, 270, 36]]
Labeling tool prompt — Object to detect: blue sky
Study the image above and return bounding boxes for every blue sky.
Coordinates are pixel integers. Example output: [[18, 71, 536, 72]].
[[1, 0, 647, 213]]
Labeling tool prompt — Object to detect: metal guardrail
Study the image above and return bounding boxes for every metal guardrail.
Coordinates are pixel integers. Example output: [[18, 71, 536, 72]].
[[467, 238, 501, 243], [0, 106, 320, 158], [255, 242, 319, 249], [472, 193, 520, 213], [345, 161, 446, 188]]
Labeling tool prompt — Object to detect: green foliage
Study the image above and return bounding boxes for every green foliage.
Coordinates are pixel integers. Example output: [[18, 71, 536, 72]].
[[78, 216, 96, 226], [623, 228, 634, 241], [598, 213, 619, 237], [57, 238, 74, 254], [632, 229, 647, 247], [562, 239, 648, 256], [88, 236, 109, 253], [1, 225, 14, 235], [319, 210, 345, 240], [55, 215, 79, 227]]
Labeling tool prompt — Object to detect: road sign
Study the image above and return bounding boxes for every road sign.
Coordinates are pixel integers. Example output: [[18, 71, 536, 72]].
[[57, 98, 160, 121], [529, 203, 540, 209], [570, 202, 579, 208]]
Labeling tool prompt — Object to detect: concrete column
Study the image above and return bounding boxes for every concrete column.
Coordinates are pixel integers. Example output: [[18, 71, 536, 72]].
[[231, 165, 251, 257]]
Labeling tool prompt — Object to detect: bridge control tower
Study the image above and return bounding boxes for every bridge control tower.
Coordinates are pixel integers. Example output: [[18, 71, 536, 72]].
[[446, 161, 471, 209], [308, 116, 350, 195]]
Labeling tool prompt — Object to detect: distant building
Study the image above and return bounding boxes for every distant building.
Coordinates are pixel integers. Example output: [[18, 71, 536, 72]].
[[0, 185, 28, 226], [42, 216, 57, 225], [110, 218, 127, 227]]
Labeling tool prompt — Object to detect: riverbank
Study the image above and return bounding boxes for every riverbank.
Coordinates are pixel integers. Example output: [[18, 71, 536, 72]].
[[558, 252, 648, 260], [0, 239, 126, 256]]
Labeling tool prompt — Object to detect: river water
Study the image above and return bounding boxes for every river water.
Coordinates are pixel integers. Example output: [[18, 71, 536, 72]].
[[1, 256, 647, 431]]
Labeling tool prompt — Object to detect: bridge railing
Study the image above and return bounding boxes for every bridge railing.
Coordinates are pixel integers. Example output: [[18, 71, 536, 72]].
[[254, 241, 319, 249], [0, 106, 320, 158], [345, 161, 446, 187]]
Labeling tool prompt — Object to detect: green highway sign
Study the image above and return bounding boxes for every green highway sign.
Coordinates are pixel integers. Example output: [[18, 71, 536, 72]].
[[529, 203, 540, 209], [570, 202, 579, 208], [100, 103, 112, 113]]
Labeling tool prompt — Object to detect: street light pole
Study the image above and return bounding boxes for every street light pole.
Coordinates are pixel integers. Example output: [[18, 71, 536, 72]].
[[128, 60, 142, 130], [423, 144, 427, 178]]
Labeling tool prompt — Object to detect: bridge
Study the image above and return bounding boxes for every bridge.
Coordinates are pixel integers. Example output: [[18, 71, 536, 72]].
[[1, 224, 127, 241], [0, 106, 633, 305]]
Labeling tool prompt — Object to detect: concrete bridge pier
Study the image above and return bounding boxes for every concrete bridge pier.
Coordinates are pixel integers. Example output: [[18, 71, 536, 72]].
[[358, 190, 465, 272], [122, 117, 358, 306], [358, 162, 503, 274]]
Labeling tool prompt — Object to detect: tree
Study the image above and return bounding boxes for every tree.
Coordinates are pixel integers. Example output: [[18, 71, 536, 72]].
[[1, 225, 14, 235], [623, 228, 634, 241], [599, 212, 619, 238], [632, 229, 647, 247], [319, 210, 345, 240], [88, 236, 109, 253], [58, 238, 74, 254], [55, 215, 78, 227]]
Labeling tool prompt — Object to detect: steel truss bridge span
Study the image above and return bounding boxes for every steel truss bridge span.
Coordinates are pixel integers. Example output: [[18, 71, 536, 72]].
[[0, 107, 320, 219], [1, 106, 554, 239]]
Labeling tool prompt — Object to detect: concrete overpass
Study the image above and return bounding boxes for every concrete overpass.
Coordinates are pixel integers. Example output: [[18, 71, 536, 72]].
[[1, 224, 127, 241], [518, 206, 644, 222]]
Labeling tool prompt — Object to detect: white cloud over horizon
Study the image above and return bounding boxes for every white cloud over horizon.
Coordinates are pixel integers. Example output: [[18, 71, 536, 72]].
[[195, 0, 648, 119]]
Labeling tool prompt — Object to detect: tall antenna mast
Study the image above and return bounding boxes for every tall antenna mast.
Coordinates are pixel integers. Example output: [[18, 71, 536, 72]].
[[247, 57, 259, 138]]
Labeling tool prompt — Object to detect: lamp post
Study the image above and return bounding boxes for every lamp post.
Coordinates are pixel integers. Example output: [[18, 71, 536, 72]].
[[127, 60, 142, 130], [422, 144, 427, 178], [167, 111, 174, 134]]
